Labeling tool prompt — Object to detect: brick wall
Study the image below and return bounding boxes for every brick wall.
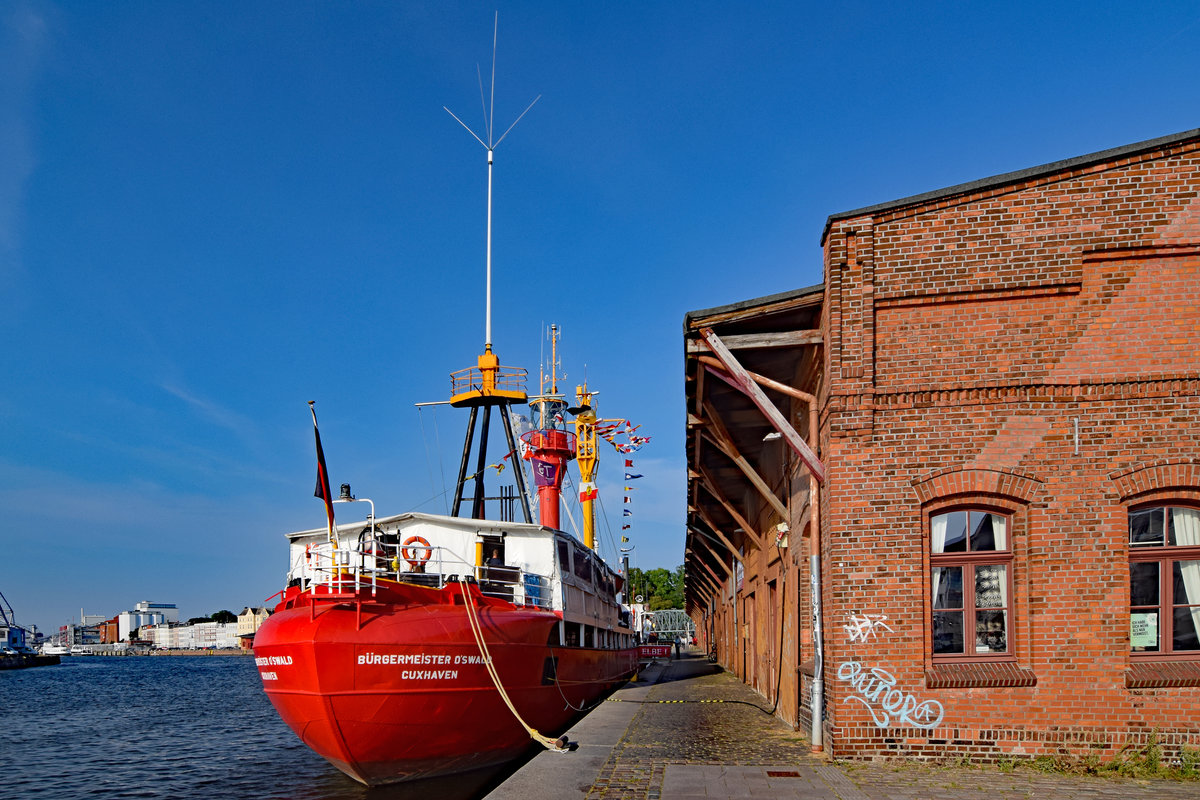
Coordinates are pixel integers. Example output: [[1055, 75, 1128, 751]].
[[819, 134, 1200, 763]]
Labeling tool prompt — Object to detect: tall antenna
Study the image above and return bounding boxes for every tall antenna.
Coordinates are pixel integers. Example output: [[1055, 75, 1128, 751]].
[[444, 12, 541, 350]]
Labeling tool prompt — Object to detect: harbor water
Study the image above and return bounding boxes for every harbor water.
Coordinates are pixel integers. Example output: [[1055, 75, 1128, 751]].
[[1, 655, 524, 799]]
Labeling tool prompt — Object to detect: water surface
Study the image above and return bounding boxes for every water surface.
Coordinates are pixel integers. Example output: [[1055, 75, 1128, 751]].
[[2, 656, 518, 799]]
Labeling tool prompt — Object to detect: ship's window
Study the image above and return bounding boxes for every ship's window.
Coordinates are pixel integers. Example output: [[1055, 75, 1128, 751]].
[[557, 540, 571, 575], [573, 548, 593, 583]]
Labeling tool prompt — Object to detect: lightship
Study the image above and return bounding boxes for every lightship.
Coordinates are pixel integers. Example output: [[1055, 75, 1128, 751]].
[[253, 27, 639, 786]]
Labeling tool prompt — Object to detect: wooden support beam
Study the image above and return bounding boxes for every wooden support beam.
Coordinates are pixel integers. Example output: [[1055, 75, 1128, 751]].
[[695, 505, 750, 559], [687, 580, 714, 605], [692, 531, 732, 577], [684, 558, 720, 598], [699, 328, 825, 484], [691, 365, 706, 468], [700, 326, 820, 482], [698, 464, 762, 548], [686, 329, 822, 353], [687, 513, 745, 563], [687, 539, 727, 587], [699, 401, 788, 521], [688, 559, 721, 594]]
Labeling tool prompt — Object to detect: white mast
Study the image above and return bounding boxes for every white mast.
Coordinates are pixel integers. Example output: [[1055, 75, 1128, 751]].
[[444, 12, 540, 350]]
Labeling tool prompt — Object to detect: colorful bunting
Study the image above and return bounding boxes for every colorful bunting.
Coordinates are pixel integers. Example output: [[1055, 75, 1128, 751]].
[[595, 418, 651, 454]]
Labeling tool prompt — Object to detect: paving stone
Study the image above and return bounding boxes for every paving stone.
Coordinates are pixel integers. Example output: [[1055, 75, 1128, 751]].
[[577, 652, 1200, 800]]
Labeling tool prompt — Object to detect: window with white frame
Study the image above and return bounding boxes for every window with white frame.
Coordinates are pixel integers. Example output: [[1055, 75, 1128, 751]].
[[930, 509, 1012, 658], [1128, 505, 1200, 657]]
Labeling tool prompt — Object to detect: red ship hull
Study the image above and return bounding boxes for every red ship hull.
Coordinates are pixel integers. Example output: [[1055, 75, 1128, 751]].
[[254, 579, 637, 786]]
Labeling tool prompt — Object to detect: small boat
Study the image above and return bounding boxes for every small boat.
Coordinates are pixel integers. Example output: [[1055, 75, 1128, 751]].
[[41, 643, 70, 656], [253, 34, 639, 786]]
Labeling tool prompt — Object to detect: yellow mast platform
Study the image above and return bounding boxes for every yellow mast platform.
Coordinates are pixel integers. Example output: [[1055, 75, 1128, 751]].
[[449, 345, 528, 408]]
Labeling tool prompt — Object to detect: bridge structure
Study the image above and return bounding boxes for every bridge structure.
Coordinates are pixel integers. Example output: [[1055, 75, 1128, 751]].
[[643, 609, 695, 640]]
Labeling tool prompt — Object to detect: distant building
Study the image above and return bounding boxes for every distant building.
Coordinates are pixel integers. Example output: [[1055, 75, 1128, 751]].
[[60, 622, 101, 647], [1, 621, 29, 652], [134, 601, 179, 623], [237, 607, 270, 638], [109, 602, 176, 641], [118, 610, 166, 642], [146, 621, 239, 650]]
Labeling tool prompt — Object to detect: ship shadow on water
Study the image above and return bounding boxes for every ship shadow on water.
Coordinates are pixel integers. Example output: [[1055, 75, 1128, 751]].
[[300, 679, 629, 800], [297, 740, 542, 800]]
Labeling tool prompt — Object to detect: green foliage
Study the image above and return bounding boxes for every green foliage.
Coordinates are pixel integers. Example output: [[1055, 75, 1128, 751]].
[[627, 566, 685, 610], [997, 733, 1198, 781], [1180, 745, 1200, 778]]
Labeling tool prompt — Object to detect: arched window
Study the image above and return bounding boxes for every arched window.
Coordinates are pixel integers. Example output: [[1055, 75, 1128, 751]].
[[1129, 505, 1200, 658], [931, 509, 1013, 658]]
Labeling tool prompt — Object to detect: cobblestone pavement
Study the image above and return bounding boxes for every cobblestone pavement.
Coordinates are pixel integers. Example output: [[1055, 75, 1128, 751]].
[[585, 652, 1198, 800]]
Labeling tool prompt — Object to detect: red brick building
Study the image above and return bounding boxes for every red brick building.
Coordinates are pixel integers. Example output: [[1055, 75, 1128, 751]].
[[684, 128, 1200, 763]]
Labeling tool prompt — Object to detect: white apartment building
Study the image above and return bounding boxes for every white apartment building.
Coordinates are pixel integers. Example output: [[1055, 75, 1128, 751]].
[[146, 621, 239, 649]]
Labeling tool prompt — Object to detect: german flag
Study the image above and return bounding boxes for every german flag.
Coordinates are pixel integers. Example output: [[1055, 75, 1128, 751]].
[[309, 401, 335, 540]]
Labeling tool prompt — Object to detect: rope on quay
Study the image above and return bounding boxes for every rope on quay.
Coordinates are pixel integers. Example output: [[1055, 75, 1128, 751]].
[[458, 580, 569, 753]]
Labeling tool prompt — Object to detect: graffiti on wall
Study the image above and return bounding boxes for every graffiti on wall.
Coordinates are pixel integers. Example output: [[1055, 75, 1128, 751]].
[[836, 661, 944, 729], [844, 613, 892, 643], [839, 611, 944, 730]]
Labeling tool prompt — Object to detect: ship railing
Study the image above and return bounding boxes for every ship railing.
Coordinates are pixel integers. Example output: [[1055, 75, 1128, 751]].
[[474, 565, 552, 610], [300, 536, 464, 596], [298, 537, 553, 609], [449, 364, 528, 396]]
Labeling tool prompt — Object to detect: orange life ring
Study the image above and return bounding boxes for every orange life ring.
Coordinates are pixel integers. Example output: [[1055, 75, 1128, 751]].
[[401, 535, 432, 568]]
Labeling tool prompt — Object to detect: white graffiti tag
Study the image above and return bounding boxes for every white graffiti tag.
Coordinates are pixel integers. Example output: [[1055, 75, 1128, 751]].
[[836, 660, 944, 730], [844, 613, 893, 643]]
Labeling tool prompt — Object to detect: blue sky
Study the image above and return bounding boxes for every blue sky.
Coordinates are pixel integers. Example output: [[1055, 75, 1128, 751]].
[[3, 1, 1198, 632]]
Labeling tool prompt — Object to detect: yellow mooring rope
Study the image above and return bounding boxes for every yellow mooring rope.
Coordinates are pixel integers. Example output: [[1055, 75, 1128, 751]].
[[458, 580, 568, 752]]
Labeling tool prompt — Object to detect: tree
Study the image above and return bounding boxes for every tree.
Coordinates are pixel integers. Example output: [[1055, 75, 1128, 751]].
[[627, 566, 685, 610], [211, 610, 236, 624]]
